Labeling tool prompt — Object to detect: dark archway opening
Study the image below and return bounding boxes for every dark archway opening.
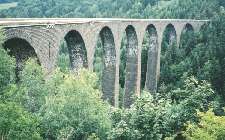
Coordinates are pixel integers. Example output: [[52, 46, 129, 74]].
[[180, 24, 195, 57], [159, 24, 178, 91], [3, 38, 39, 81], [57, 30, 87, 72]]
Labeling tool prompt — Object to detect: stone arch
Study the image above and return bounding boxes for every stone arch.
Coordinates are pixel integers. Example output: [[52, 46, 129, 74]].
[[179, 23, 195, 56], [94, 26, 117, 105], [64, 30, 88, 71], [159, 23, 178, 87], [141, 24, 158, 93], [122, 25, 138, 107], [3, 37, 39, 79], [183, 23, 194, 32], [163, 23, 177, 48], [192, 22, 208, 33], [4, 28, 41, 60]]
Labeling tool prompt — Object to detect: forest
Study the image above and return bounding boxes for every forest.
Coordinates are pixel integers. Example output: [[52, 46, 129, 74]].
[[1, 0, 225, 139]]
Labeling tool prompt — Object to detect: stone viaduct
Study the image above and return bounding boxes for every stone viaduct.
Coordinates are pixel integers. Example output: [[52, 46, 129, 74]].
[[0, 18, 208, 107]]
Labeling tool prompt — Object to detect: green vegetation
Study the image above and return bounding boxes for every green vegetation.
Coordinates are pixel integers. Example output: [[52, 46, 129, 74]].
[[109, 77, 214, 140], [40, 69, 111, 140], [183, 109, 225, 140], [1, 0, 225, 139], [0, 102, 42, 140]]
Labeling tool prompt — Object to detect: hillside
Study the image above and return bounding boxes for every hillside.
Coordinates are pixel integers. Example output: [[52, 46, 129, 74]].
[[1, 0, 223, 20], [1, 0, 225, 139]]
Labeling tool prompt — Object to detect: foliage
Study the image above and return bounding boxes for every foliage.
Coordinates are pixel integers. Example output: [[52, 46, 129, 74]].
[[39, 69, 111, 140], [57, 41, 70, 73], [183, 109, 225, 140], [149, 0, 220, 19], [93, 38, 104, 90], [0, 102, 42, 140], [1, 0, 225, 140], [1, 0, 160, 18], [0, 30, 15, 96], [158, 8, 225, 100], [16, 59, 47, 113], [108, 77, 214, 140]]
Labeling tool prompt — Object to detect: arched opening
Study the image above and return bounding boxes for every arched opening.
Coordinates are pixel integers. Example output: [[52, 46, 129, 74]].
[[161, 24, 177, 53], [57, 30, 87, 72], [141, 24, 158, 93], [180, 23, 195, 57], [93, 26, 116, 105], [119, 25, 138, 107], [159, 24, 178, 91], [3, 38, 39, 80]]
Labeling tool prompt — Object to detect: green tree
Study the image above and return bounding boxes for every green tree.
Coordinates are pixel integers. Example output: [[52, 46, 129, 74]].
[[16, 59, 47, 113], [0, 30, 15, 95], [40, 69, 111, 140], [0, 102, 42, 140], [108, 77, 214, 140], [182, 109, 225, 140]]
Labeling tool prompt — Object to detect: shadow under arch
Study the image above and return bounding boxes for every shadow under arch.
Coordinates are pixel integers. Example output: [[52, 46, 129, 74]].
[[61, 30, 88, 72], [183, 23, 194, 32], [3, 37, 40, 80], [93, 26, 116, 105], [162, 23, 177, 50], [120, 25, 138, 107], [179, 23, 195, 56], [158, 23, 178, 89], [141, 24, 158, 93]]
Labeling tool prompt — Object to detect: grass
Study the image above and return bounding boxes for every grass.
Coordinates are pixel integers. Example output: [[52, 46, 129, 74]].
[[0, 2, 17, 11]]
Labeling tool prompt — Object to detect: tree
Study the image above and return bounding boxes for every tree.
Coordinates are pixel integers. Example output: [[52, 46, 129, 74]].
[[0, 102, 42, 140], [16, 59, 47, 113], [108, 77, 214, 140], [0, 30, 15, 95], [182, 109, 225, 140], [40, 69, 111, 140]]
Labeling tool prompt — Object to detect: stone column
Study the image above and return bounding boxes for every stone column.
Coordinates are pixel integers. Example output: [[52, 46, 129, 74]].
[[100, 28, 117, 106], [145, 28, 158, 93], [124, 26, 138, 107], [114, 41, 120, 107], [113, 27, 122, 108], [156, 28, 163, 85]]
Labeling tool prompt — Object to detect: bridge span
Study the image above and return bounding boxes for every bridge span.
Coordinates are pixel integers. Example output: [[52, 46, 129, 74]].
[[0, 18, 208, 107]]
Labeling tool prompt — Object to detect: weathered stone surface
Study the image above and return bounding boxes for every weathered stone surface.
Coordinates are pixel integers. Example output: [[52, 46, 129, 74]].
[[123, 25, 138, 107], [0, 18, 208, 107], [100, 27, 116, 105], [65, 30, 88, 71], [145, 25, 158, 93]]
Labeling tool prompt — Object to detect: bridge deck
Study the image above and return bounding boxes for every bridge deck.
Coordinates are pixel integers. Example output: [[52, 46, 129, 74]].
[[0, 18, 209, 26]]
